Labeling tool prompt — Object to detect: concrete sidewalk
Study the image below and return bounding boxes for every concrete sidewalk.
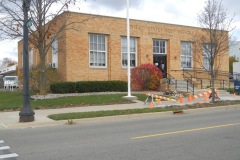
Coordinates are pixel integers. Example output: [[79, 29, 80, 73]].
[[1, 94, 240, 130]]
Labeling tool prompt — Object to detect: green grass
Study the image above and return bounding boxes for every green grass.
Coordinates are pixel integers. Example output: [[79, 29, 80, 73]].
[[31, 94, 134, 109], [133, 93, 147, 101], [0, 91, 146, 111], [48, 107, 177, 120], [0, 91, 23, 111], [48, 100, 240, 121]]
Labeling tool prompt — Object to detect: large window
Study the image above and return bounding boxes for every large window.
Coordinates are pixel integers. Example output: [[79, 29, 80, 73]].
[[181, 42, 192, 68], [121, 37, 137, 67], [89, 34, 107, 67], [153, 39, 166, 54], [203, 44, 211, 70], [29, 48, 33, 67], [52, 36, 58, 68]]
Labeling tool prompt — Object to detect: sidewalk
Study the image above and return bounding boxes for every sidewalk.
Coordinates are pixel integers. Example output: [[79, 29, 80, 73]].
[[1, 94, 240, 130]]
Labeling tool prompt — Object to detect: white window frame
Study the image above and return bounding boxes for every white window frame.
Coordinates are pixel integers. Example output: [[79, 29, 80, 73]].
[[153, 39, 167, 54], [121, 37, 137, 68], [181, 41, 193, 69], [89, 34, 107, 68], [203, 43, 211, 71], [52, 36, 58, 68]]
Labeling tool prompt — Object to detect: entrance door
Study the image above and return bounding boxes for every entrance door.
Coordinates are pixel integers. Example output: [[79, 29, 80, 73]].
[[153, 54, 167, 78]]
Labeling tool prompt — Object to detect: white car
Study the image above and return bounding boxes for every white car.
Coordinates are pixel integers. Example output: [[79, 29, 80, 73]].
[[3, 76, 19, 89]]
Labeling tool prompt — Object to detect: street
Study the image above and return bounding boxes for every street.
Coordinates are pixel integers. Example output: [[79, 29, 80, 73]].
[[1, 107, 240, 160]]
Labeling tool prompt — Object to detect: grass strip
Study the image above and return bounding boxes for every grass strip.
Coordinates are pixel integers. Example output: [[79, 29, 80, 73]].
[[48, 107, 181, 120], [48, 100, 240, 121]]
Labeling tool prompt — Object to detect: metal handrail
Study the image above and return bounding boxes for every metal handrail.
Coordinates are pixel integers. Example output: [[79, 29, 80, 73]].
[[182, 67, 235, 80], [182, 68, 195, 93], [166, 72, 175, 85], [181, 68, 235, 90]]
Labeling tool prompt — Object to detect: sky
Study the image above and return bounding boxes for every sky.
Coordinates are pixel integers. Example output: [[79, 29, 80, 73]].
[[0, 0, 239, 62]]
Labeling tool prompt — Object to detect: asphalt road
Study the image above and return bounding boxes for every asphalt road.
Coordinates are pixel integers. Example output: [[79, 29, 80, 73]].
[[1, 107, 240, 160], [0, 140, 18, 160]]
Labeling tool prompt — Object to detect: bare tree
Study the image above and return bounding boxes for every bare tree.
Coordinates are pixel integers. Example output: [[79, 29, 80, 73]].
[[193, 0, 235, 102], [0, 0, 92, 95], [0, 57, 17, 65]]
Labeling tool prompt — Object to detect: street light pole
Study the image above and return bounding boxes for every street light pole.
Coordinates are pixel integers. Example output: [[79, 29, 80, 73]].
[[19, 0, 35, 122]]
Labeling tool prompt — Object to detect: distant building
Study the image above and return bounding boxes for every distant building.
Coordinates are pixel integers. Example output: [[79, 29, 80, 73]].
[[0, 63, 17, 76], [0, 63, 18, 88], [17, 12, 229, 86], [230, 41, 240, 80], [229, 41, 240, 61]]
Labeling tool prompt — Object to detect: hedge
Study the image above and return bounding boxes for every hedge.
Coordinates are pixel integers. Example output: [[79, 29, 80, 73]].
[[50, 81, 127, 93]]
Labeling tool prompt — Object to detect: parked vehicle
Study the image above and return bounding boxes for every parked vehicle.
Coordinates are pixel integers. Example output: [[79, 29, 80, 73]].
[[3, 76, 19, 89]]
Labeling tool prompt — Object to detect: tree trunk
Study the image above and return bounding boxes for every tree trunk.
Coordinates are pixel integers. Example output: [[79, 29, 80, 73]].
[[211, 69, 215, 103], [39, 55, 46, 95]]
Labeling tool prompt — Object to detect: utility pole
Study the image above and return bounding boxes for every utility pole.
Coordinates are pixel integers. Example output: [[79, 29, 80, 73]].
[[19, 0, 35, 122]]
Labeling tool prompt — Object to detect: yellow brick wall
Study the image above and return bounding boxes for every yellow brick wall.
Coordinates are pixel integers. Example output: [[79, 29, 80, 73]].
[[18, 12, 229, 82]]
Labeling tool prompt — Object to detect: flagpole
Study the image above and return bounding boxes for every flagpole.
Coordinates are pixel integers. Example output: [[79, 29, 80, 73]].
[[124, 0, 136, 100], [126, 0, 131, 97]]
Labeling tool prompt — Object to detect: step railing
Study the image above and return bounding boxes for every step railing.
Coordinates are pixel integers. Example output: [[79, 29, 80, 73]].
[[166, 72, 175, 85], [181, 68, 234, 90], [161, 72, 195, 94], [182, 68, 195, 93]]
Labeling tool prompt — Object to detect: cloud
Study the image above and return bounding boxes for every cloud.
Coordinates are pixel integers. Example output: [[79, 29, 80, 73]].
[[222, 0, 240, 17], [0, 40, 18, 61], [85, 0, 143, 11], [1, 0, 240, 61]]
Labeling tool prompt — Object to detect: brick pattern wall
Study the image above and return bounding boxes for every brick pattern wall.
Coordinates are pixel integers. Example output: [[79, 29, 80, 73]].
[[18, 12, 229, 82]]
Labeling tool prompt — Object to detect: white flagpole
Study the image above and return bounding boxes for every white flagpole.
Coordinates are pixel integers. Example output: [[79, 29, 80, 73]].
[[126, 0, 131, 97]]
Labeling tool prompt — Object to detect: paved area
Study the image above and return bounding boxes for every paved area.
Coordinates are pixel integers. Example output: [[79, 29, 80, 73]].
[[1, 94, 240, 130]]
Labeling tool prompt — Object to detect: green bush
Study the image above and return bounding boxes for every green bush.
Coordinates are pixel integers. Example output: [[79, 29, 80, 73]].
[[50, 81, 127, 93], [50, 82, 76, 93], [226, 88, 234, 94]]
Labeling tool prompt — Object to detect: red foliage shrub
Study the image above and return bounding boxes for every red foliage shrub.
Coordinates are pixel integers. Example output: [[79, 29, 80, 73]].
[[131, 63, 162, 90]]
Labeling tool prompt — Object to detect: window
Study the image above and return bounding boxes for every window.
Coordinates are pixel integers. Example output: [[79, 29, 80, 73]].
[[121, 37, 137, 67], [153, 39, 166, 54], [89, 34, 107, 67], [203, 44, 211, 70], [29, 48, 33, 67], [181, 42, 192, 68], [52, 36, 58, 68]]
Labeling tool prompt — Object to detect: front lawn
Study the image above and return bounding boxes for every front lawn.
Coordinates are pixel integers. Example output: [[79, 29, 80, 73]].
[[0, 91, 146, 111]]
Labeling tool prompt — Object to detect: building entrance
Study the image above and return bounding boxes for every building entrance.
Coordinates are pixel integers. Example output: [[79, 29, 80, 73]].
[[153, 55, 167, 78]]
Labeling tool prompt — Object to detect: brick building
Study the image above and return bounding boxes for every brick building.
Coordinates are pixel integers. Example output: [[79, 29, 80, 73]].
[[18, 12, 229, 85]]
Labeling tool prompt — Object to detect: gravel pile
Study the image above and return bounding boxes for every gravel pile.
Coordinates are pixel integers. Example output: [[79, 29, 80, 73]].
[[30, 91, 163, 100], [31, 92, 129, 100]]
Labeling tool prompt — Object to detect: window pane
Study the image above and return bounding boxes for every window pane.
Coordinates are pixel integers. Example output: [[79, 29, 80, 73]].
[[93, 35, 97, 43], [90, 34, 93, 42], [181, 56, 186, 68], [130, 53, 135, 66], [203, 43, 212, 70], [153, 46, 159, 53], [122, 53, 127, 66], [186, 57, 192, 68]]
